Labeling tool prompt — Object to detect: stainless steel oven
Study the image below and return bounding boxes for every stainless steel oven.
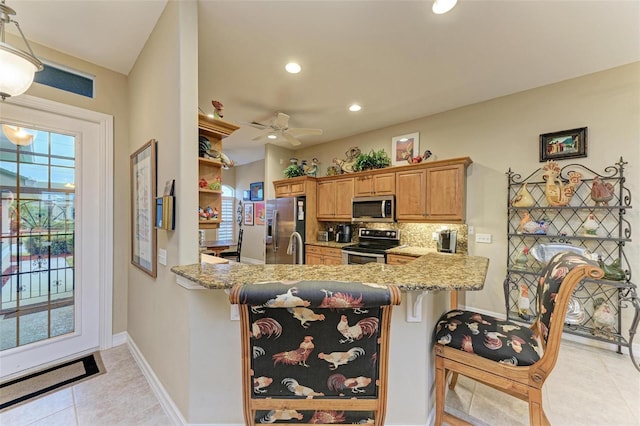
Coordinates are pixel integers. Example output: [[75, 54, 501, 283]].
[[341, 228, 401, 265]]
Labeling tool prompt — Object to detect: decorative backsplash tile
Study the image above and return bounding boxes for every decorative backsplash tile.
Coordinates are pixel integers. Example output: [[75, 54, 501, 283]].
[[318, 222, 468, 254]]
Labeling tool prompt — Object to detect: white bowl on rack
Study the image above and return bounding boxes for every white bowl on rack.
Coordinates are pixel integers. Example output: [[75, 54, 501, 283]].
[[530, 243, 591, 265]]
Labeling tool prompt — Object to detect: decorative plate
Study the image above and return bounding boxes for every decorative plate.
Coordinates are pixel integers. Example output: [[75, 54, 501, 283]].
[[530, 244, 590, 265]]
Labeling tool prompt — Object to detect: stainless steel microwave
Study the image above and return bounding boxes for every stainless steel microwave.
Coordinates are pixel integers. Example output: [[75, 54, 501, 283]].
[[352, 196, 395, 223]]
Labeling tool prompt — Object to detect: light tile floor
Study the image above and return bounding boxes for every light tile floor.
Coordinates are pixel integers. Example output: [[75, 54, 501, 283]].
[[1, 340, 638, 425]]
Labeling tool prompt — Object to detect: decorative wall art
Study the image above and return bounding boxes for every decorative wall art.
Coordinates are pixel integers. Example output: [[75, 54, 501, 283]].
[[250, 181, 264, 201], [130, 139, 157, 277], [243, 202, 254, 226], [539, 127, 587, 162], [254, 202, 265, 226], [391, 132, 419, 165]]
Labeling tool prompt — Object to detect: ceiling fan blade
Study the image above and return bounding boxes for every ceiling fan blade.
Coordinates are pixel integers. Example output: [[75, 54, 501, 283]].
[[251, 129, 274, 141], [245, 121, 268, 130], [282, 132, 302, 146], [287, 127, 323, 137]]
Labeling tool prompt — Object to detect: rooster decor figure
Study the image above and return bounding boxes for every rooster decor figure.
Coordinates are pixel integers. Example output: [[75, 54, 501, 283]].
[[259, 409, 303, 423], [592, 298, 615, 338], [518, 284, 533, 321], [590, 176, 615, 206], [253, 376, 273, 394], [319, 289, 367, 313], [281, 378, 325, 398], [337, 315, 379, 343], [542, 160, 583, 206], [272, 336, 314, 367], [327, 373, 372, 394], [287, 307, 325, 328], [251, 318, 282, 339], [252, 287, 311, 313], [309, 411, 346, 424], [211, 100, 224, 119], [318, 347, 365, 370]]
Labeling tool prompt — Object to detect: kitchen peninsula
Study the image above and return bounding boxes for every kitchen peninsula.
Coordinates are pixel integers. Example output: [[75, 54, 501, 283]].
[[171, 252, 488, 291]]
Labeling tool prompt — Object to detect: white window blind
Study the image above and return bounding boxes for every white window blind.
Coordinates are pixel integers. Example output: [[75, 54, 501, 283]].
[[218, 185, 236, 242]]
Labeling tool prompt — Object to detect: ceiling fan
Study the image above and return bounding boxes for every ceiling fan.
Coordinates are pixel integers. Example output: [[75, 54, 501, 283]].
[[249, 112, 323, 146]]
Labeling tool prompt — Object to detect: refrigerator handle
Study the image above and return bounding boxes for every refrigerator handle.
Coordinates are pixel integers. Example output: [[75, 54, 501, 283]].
[[273, 210, 278, 252]]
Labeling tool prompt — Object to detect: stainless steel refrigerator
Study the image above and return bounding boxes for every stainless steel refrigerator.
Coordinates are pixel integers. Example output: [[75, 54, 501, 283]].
[[265, 197, 306, 264]]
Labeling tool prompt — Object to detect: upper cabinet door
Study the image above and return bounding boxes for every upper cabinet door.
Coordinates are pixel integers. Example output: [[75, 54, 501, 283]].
[[354, 172, 395, 196], [395, 169, 427, 220], [425, 164, 465, 222]]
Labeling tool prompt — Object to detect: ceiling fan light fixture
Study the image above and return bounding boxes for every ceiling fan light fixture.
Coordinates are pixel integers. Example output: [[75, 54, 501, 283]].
[[267, 134, 277, 139], [0, 1, 44, 100], [285, 62, 301, 74], [432, 0, 457, 14], [349, 104, 362, 112]]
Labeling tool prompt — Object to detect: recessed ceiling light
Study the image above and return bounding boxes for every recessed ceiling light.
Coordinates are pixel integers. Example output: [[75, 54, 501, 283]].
[[432, 0, 457, 14], [267, 134, 277, 139], [285, 62, 301, 74], [349, 104, 362, 112]]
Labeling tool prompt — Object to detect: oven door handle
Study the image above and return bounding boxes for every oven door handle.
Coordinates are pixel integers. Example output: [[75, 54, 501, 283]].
[[342, 250, 386, 258]]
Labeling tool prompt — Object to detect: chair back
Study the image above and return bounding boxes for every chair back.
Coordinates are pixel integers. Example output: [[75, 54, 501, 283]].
[[229, 280, 401, 425], [535, 252, 601, 345]]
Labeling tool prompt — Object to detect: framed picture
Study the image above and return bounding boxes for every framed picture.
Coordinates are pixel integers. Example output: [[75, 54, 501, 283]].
[[391, 132, 419, 165], [130, 139, 157, 277], [250, 182, 264, 201], [539, 127, 587, 162], [243, 202, 254, 226], [254, 202, 265, 226], [243, 190, 251, 201]]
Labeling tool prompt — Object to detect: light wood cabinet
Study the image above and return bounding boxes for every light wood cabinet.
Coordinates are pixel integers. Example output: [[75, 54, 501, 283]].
[[198, 114, 239, 229], [353, 172, 395, 196], [305, 244, 343, 265], [395, 157, 471, 223], [273, 176, 315, 198], [317, 177, 354, 220], [386, 253, 418, 265]]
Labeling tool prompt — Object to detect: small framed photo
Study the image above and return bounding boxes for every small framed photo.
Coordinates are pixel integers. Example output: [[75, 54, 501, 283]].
[[391, 132, 419, 165], [539, 127, 587, 162], [250, 181, 264, 201], [243, 190, 251, 201], [243, 202, 254, 226]]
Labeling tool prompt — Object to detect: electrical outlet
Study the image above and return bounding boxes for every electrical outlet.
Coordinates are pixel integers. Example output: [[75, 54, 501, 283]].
[[475, 233, 492, 244], [468, 225, 475, 235], [432, 232, 439, 241]]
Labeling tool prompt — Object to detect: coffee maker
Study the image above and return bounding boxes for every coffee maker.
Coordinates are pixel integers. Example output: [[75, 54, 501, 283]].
[[336, 224, 352, 243], [437, 229, 457, 253]]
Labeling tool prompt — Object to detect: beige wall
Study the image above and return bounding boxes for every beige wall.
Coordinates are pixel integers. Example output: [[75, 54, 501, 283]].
[[127, 0, 196, 418], [233, 160, 266, 262], [297, 62, 640, 328], [264, 143, 295, 200], [6, 33, 131, 335]]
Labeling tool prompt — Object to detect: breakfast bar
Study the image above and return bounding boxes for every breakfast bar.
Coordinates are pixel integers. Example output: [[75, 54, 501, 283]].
[[171, 252, 489, 291]]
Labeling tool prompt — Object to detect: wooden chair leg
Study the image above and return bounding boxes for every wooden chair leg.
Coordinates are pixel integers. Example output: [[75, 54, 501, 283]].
[[435, 357, 446, 426], [448, 372, 459, 390], [528, 388, 550, 426]]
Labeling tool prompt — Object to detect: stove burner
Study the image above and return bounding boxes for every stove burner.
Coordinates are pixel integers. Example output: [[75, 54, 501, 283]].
[[343, 228, 401, 255]]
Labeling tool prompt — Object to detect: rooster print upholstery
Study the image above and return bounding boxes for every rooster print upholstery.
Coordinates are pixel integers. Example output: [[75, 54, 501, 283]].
[[435, 252, 598, 366], [231, 280, 400, 424]]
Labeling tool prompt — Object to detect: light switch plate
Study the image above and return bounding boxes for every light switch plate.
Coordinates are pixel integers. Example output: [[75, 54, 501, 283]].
[[158, 248, 167, 265]]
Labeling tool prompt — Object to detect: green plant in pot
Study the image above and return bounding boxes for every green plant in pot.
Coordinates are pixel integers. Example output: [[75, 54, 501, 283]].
[[283, 164, 305, 178], [352, 149, 391, 172]]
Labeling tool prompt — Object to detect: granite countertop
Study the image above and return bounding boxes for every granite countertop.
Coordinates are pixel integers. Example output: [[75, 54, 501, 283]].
[[171, 252, 489, 292]]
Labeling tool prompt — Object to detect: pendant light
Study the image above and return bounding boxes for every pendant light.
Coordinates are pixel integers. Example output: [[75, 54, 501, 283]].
[[0, 0, 43, 100]]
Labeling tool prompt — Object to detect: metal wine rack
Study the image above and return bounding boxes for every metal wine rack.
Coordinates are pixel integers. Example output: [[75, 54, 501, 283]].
[[504, 157, 639, 372]]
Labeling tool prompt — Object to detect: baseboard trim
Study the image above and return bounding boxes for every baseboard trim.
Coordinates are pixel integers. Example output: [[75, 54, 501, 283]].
[[124, 333, 187, 425]]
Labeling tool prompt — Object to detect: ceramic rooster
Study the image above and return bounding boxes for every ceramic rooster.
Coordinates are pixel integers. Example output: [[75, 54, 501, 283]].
[[517, 284, 532, 321], [590, 176, 615, 206], [582, 213, 600, 236], [598, 257, 626, 281], [542, 161, 583, 206], [592, 298, 615, 338]]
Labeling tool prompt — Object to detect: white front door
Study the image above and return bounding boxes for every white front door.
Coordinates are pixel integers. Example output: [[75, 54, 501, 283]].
[[0, 96, 113, 378]]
